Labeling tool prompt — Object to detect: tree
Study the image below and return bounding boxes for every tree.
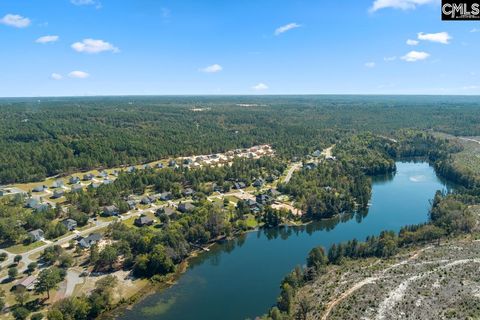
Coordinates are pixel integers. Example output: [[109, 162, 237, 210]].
[[35, 267, 65, 299], [27, 262, 38, 274], [14, 286, 29, 306], [307, 247, 328, 271], [9, 266, 18, 279], [12, 306, 30, 320], [0, 288, 6, 311], [14, 255, 22, 264]]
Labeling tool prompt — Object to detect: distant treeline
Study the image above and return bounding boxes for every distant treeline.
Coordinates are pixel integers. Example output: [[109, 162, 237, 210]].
[[1, 95, 480, 183]]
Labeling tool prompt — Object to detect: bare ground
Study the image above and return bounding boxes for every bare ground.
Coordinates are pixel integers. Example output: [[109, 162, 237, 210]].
[[296, 235, 480, 320]]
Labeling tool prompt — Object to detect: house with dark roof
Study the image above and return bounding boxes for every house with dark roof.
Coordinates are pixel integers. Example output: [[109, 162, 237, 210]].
[[140, 197, 152, 205], [69, 176, 80, 184], [29, 229, 44, 242], [168, 160, 176, 167], [103, 205, 119, 216], [34, 203, 50, 213], [178, 202, 196, 213], [52, 189, 64, 199], [98, 171, 108, 178], [126, 166, 136, 173], [160, 192, 173, 201], [61, 218, 77, 231], [83, 173, 94, 181], [233, 182, 247, 190], [182, 188, 195, 197], [78, 233, 102, 249], [256, 194, 273, 205], [253, 179, 264, 188], [134, 216, 154, 227], [156, 163, 164, 169]]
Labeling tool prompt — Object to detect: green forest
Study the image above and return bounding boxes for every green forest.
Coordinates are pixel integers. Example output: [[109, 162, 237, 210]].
[[1, 95, 480, 184]]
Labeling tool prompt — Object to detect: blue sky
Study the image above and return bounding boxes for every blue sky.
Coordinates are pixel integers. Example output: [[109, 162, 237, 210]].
[[0, 0, 479, 96]]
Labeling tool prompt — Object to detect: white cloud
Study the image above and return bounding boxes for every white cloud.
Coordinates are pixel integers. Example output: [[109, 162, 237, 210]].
[[370, 0, 434, 12], [274, 23, 301, 36], [200, 64, 223, 73], [71, 0, 93, 4], [68, 71, 90, 79], [0, 14, 31, 28], [384, 56, 397, 61], [71, 39, 119, 54], [417, 32, 452, 44], [252, 83, 269, 91], [471, 28, 480, 33], [406, 39, 419, 46], [401, 50, 430, 62], [365, 62, 376, 68], [50, 73, 63, 80], [36, 35, 59, 44]]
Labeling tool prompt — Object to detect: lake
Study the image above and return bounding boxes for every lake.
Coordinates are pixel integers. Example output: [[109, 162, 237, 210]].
[[119, 161, 452, 320]]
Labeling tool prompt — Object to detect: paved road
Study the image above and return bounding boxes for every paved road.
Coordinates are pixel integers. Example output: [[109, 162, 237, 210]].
[[460, 137, 480, 145], [284, 162, 302, 184]]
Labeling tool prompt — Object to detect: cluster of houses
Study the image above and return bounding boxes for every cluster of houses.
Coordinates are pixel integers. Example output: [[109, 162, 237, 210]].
[[178, 145, 274, 169], [244, 189, 281, 214]]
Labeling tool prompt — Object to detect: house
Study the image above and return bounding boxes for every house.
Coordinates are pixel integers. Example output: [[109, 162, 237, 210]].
[[312, 150, 322, 157], [52, 189, 64, 199], [126, 166, 136, 173], [103, 205, 119, 216], [233, 182, 246, 190], [156, 207, 176, 217], [98, 171, 108, 178], [102, 179, 113, 185], [16, 276, 37, 291], [61, 218, 77, 231], [29, 229, 44, 242], [178, 203, 196, 213], [83, 173, 94, 181], [326, 155, 337, 161], [246, 199, 258, 208], [127, 200, 137, 210], [268, 188, 281, 198], [89, 183, 100, 189], [305, 162, 317, 170], [256, 194, 273, 205], [253, 179, 264, 188], [160, 192, 173, 201], [34, 203, 50, 213], [52, 180, 64, 188], [32, 185, 46, 193], [212, 183, 223, 192], [182, 188, 195, 197], [143, 164, 152, 170], [168, 160, 176, 167], [156, 163, 164, 169], [69, 176, 80, 184], [71, 185, 83, 193], [140, 197, 152, 205], [134, 216, 154, 227], [25, 198, 39, 209], [78, 233, 102, 249], [183, 159, 193, 165]]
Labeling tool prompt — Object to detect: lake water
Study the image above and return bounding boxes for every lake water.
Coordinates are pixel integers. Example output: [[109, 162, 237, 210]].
[[119, 162, 452, 320]]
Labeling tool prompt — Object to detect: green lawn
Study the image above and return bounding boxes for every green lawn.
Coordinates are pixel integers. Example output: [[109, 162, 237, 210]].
[[225, 195, 239, 204], [244, 214, 258, 228], [6, 240, 46, 254]]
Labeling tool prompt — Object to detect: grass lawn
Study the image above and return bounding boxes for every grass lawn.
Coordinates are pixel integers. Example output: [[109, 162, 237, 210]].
[[225, 195, 239, 204], [244, 214, 258, 228], [6, 240, 46, 254]]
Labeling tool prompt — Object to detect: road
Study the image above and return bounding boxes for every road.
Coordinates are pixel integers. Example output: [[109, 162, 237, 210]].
[[284, 162, 302, 184], [460, 137, 480, 145]]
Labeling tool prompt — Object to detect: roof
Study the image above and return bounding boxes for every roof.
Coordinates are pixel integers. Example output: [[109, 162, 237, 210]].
[[17, 276, 37, 288], [135, 216, 153, 225], [178, 202, 196, 212], [62, 218, 77, 226], [29, 229, 44, 238]]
